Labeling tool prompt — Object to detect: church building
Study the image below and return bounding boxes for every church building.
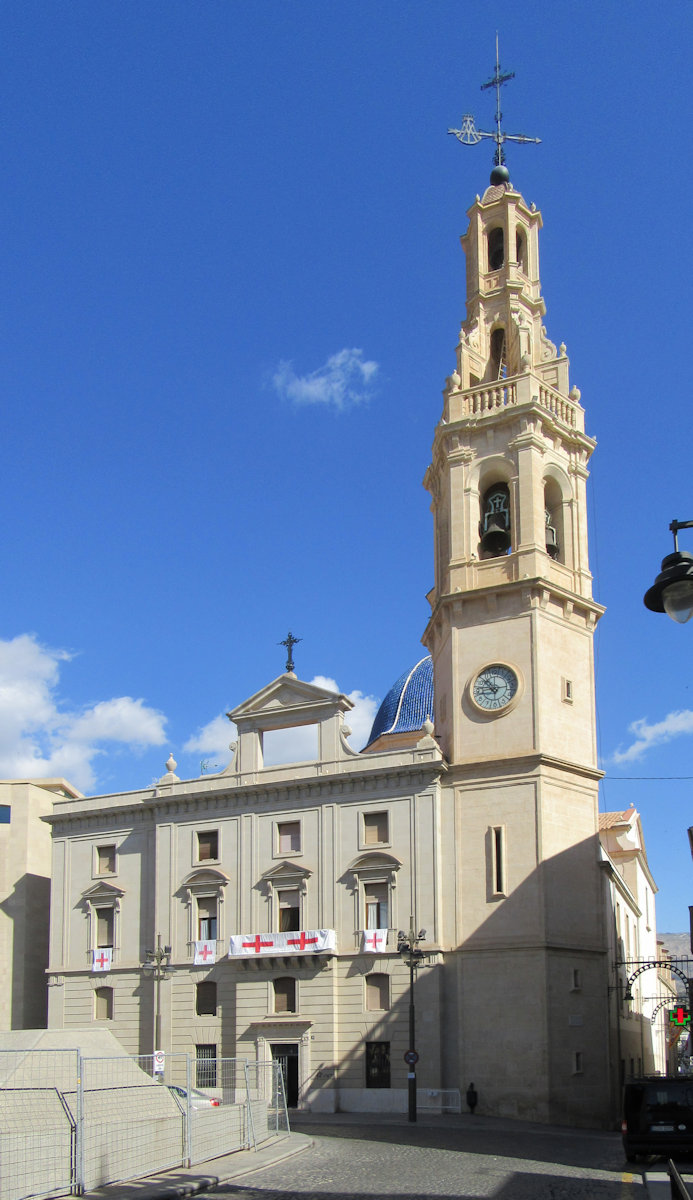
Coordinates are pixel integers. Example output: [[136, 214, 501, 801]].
[[46, 129, 657, 1128]]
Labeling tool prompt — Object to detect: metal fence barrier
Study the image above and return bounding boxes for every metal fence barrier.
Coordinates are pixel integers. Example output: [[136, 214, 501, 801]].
[[669, 1159, 692, 1200], [0, 1051, 287, 1199]]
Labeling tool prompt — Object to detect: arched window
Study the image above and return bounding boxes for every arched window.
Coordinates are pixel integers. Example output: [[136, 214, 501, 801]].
[[516, 228, 527, 273], [479, 483, 511, 557], [543, 479, 565, 563], [273, 977, 297, 1014], [488, 227, 504, 270], [490, 328, 506, 380]]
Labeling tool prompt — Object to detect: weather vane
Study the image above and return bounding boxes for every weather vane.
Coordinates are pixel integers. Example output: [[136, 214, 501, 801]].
[[279, 630, 301, 673], [448, 35, 540, 177]]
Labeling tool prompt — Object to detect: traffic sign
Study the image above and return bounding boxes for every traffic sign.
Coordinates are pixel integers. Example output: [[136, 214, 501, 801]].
[[404, 1050, 419, 1065]]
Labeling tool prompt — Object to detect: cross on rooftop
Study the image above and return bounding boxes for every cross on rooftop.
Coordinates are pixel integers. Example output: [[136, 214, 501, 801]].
[[448, 35, 541, 174], [279, 630, 301, 673]]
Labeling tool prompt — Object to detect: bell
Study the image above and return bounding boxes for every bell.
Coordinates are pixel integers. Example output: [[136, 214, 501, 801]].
[[480, 513, 512, 557], [545, 524, 559, 560]]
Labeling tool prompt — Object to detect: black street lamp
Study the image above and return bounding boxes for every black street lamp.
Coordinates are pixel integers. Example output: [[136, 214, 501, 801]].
[[644, 520, 693, 624], [397, 920, 427, 1123], [142, 933, 172, 1054]]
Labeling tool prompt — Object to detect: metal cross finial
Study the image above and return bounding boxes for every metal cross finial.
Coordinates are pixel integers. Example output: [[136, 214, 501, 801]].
[[279, 630, 301, 673], [448, 35, 541, 171]]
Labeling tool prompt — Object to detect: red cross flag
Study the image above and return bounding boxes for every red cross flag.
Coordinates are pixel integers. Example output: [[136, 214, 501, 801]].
[[194, 940, 216, 965], [362, 929, 388, 953], [228, 929, 337, 957], [92, 947, 112, 972]]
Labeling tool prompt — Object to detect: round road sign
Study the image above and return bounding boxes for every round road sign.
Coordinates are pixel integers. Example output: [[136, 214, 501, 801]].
[[404, 1050, 419, 1065]]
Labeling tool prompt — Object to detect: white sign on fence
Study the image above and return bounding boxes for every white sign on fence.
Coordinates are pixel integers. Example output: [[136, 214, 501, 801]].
[[153, 1051, 165, 1075]]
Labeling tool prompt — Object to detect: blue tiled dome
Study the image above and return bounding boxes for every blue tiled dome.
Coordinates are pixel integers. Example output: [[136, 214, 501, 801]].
[[366, 655, 434, 747]]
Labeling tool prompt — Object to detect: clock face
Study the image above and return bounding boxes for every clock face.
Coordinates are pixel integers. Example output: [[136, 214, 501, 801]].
[[472, 664, 519, 712]]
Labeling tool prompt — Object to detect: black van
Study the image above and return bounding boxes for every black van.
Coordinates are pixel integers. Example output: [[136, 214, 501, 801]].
[[622, 1078, 693, 1160]]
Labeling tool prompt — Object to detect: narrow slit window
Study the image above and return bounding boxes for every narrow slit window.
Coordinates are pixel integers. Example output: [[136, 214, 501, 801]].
[[492, 827, 505, 896]]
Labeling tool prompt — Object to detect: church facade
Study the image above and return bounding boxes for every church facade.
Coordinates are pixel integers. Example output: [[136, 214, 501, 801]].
[[46, 167, 659, 1127]]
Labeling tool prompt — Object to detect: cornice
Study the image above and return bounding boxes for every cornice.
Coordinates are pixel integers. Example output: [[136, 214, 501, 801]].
[[45, 756, 447, 827], [445, 750, 603, 785], [423, 576, 605, 644]]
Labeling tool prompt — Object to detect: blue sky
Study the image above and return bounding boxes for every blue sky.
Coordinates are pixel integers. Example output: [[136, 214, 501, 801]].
[[1, 2, 692, 932]]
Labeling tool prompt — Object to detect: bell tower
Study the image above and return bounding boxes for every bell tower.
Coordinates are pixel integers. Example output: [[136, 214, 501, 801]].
[[423, 169, 603, 766]]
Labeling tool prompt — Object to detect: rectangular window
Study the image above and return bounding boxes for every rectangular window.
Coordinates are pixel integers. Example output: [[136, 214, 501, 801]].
[[363, 812, 389, 845], [97, 845, 116, 875], [197, 896, 218, 941], [197, 830, 218, 861], [278, 821, 301, 855], [96, 907, 114, 948], [196, 981, 217, 1017], [278, 889, 300, 932], [196, 1044, 217, 1088], [562, 678, 574, 703], [366, 974, 390, 1011], [94, 986, 113, 1020], [273, 977, 297, 1014], [366, 1041, 391, 1088], [492, 826, 505, 895], [573, 1051, 583, 1075], [0, 805, 10, 824], [364, 882, 388, 930], [571, 968, 581, 991]]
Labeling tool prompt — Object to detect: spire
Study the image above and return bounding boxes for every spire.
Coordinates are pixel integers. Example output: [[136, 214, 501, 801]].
[[447, 36, 541, 184]]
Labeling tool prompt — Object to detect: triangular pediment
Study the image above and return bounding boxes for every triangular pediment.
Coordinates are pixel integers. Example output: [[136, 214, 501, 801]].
[[229, 674, 352, 728], [81, 881, 125, 901], [261, 860, 313, 883]]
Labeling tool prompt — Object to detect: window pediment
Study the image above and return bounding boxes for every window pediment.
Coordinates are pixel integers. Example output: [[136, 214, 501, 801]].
[[180, 868, 230, 890], [347, 852, 402, 875], [81, 881, 125, 903], [261, 861, 312, 885]]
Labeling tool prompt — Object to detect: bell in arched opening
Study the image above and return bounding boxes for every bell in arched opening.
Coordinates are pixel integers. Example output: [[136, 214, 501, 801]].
[[545, 508, 559, 560], [480, 484, 511, 557]]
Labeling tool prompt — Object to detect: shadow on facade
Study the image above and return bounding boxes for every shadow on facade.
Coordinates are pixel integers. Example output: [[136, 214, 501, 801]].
[[0, 872, 50, 1027], [304, 832, 626, 1129]]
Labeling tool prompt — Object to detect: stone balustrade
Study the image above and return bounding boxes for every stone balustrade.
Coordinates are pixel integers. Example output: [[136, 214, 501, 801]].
[[451, 375, 580, 430]]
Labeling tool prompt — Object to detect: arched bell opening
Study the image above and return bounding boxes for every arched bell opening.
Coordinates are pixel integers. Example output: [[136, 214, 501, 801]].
[[543, 477, 565, 564], [479, 482, 512, 559], [489, 327, 507, 381], [515, 227, 527, 274], [487, 226, 504, 271]]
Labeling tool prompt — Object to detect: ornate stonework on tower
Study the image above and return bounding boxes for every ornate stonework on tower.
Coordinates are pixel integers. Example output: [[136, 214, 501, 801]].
[[423, 175, 603, 767]]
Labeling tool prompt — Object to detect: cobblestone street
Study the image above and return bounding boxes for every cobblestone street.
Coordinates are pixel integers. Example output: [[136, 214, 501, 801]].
[[203, 1114, 642, 1200]]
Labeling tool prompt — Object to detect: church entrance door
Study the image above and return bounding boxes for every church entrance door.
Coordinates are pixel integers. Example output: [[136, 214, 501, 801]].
[[270, 1042, 299, 1108]]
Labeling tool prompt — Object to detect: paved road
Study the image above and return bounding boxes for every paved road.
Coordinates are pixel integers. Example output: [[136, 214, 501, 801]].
[[202, 1114, 646, 1199]]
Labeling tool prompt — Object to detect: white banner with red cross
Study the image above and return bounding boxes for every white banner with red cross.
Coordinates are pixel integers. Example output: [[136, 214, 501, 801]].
[[92, 947, 112, 972], [361, 928, 388, 953], [194, 940, 216, 965], [228, 929, 336, 958]]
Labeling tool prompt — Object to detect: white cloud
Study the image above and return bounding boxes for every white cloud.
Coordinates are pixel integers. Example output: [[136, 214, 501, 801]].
[[182, 675, 380, 771], [0, 633, 167, 793], [184, 714, 236, 760], [612, 709, 693, 764], [272, 348, 379, 411]]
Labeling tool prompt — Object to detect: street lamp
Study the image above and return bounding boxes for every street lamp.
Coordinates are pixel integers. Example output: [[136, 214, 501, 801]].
[[644, 520, 693, 624], [397, 920, 427, 1123], [142, 933, 172, 1053]]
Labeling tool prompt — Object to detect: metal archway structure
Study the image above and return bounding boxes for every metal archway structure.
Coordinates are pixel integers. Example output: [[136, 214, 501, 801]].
[[623, 960, 690, 1003]]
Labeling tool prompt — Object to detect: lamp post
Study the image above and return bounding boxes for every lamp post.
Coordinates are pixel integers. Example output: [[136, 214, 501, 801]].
[[644, 520, 693, 624], [397, 919, 427, 1123], [142, 933, 172, 1054]]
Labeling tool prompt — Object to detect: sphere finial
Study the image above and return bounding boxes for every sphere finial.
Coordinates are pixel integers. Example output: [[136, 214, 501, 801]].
[[490, 164, 510, 186]]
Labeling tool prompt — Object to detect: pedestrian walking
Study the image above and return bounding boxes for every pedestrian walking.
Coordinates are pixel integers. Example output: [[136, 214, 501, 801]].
[[466, 1082, 478, 1114]]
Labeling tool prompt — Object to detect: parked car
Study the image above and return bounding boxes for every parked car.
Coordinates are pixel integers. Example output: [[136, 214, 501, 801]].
[[622, 1078, 693, 1161], [167, 1084, 221, 1108]]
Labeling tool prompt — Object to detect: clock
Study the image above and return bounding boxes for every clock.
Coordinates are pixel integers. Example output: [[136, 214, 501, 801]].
[[470, 663, 520, 713]]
